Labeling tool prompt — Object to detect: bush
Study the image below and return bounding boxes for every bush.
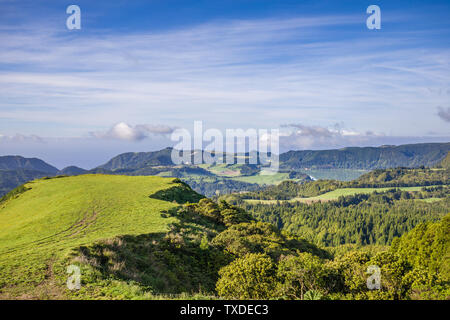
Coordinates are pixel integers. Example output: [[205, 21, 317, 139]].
[[216, 253, 276, 299]]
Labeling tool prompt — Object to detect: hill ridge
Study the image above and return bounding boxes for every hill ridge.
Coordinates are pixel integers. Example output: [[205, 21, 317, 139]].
[[0, 155, 59, 173]]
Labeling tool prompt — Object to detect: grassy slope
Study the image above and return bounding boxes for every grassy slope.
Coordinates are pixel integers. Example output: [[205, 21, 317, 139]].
[[198, 164, 301, 185], [198, 164, 241, 177], [0, 174, 186, 298]]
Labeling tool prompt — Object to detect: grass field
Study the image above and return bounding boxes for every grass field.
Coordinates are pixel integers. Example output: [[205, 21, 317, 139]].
[[232, 172, 291, 185], [415, 197, 444, 203], [199, 164, 242, 177], [245, 186, 442, 204], [0, 174, 186, 299], [197, 163, 293, 185]]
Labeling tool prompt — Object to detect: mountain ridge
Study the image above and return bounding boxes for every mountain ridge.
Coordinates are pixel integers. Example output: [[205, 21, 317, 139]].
[[0, 142, 449, 197], [280, 142, 450, 170], [97, 142, 450, 171], [0, 155, 59, 173]]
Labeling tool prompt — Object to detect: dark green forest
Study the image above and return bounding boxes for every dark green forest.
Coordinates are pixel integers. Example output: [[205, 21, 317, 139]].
[[109, 197, 448, 300], [240, 187, 449, 246]]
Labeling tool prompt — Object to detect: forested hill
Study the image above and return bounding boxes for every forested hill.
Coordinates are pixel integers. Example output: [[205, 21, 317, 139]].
[[0, 156, 61, 197], [98, 147, 175, 170], [227, 165, 449, 249], [242, 187, 449, 246], [1, 143, 448, 175], [97, 143, 450, 171], [0, 169, 49, 197], [0, 155, 59, 173], [439, 151, 450, 169], [280, 143, 450, 170]]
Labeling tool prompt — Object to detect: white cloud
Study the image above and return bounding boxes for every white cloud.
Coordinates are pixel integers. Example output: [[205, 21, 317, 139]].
[[99, 122, 146, 141], [90, 122, 177, 141]]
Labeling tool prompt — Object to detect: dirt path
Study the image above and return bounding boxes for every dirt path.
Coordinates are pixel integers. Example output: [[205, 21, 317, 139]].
[[67, 210, 99, 238]]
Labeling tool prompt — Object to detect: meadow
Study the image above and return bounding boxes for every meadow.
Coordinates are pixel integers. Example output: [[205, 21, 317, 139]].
[[0, 174, 184, 298], [232, 172, 291, 185]]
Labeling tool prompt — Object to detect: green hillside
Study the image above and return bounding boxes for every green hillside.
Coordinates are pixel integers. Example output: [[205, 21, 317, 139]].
[[98, 148, 175, 170], [439, 151, 450, 169], [0, 173, 448, 300], [280, 142, 450, 170], [0, 174, 330, 300], [0, 174, 202, 299], [59, 166, 88, 175]]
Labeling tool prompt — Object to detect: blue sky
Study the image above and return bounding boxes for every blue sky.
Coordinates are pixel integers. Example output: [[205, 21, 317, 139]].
[[0, 0, 449, 168]]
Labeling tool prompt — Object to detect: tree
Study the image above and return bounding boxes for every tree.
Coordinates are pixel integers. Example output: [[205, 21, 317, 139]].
[[276, 252, 328, 300], [333, 251, 370, 297], [368, 251, 411, 299], [216, 253, 276, 299]]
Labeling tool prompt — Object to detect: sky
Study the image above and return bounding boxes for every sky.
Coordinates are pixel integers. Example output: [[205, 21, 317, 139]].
[[0, 0, 449, 169]]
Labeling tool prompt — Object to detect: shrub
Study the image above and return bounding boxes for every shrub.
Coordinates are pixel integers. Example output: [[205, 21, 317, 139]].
[[216, 253, 276, 299]]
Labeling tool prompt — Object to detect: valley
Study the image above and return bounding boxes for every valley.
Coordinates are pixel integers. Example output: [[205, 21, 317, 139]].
[[0, 144, 448, 300]]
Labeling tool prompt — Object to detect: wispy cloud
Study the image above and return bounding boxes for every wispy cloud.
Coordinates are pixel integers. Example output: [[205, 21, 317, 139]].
[[278, 123, 384, 150], [278, 123, 448, 151], [437, 106, 450, 122], [0, 10, 449, 139], [0, 133, 44, 143]]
